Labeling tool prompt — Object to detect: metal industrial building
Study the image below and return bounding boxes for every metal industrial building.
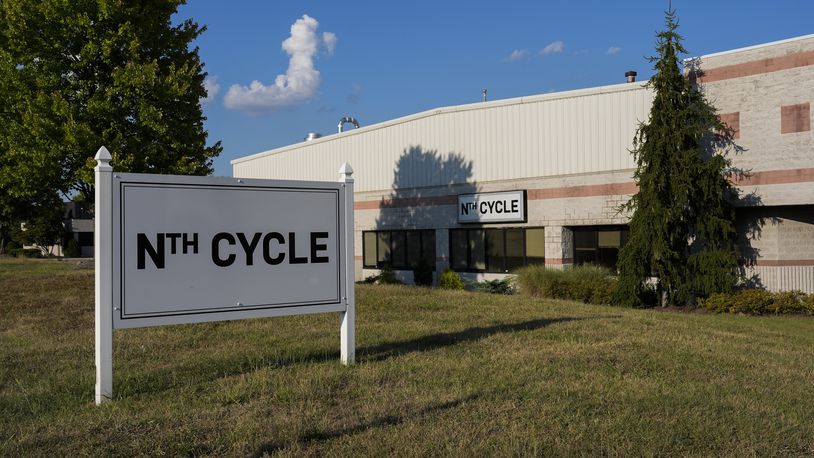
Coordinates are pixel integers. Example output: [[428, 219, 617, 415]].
[[233, 34, 814, 293]]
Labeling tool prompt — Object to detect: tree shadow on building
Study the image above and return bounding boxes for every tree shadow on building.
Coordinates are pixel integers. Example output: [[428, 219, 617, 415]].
[[374, 145, 477, 230], [691, 59, 777, 289], [367, 145, 478, 282], [701, 119, 778, 289]]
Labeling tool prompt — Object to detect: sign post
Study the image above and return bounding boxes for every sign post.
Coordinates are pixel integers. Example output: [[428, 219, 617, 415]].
[[95, 146, 113, 404], [339, 163, 355, 365], [93, 146, 355, 404]]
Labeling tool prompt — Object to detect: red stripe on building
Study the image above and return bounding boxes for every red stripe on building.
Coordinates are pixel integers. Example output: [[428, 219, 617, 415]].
[[733, 168, 814, 186], [353, 168, 814, 210], [527, 182, 638, 200], [754, 259, 814, 267], [354, 194, 456, 210], [545, 258, 574, 265], [697, 49, 814, 83]]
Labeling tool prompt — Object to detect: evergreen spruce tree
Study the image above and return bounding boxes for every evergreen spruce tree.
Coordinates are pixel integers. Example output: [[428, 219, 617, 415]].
[[615, 9, 741, 307]]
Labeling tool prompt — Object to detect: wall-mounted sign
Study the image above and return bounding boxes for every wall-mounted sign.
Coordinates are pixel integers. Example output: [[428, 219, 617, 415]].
[[457, 190, 526, 223]]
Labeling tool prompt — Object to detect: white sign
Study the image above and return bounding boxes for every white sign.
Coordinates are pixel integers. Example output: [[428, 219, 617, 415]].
[[93, 146, 356, 404], [457, 191, 526, 223], [111, 175, 345, 329]]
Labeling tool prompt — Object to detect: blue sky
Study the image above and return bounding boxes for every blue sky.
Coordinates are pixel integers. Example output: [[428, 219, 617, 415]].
[[176, 1, 814, 176]]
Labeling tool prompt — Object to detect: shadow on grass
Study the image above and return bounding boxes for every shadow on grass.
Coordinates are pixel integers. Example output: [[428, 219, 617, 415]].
[[251, 393, 481, 456], [358, 316, 602, 362], [250, 316, 620, 453], [115, 349, 341, 399], [116, 315, 617, 399]]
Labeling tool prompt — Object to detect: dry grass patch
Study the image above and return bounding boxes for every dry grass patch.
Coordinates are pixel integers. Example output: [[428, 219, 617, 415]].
[[2, 258, 814, 456]]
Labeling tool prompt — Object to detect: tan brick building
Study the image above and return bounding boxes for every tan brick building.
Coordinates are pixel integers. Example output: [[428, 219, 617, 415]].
[[233, 34, 814, 293]]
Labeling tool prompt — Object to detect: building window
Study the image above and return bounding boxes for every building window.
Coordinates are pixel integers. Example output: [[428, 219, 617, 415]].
[[780, 103, 810, 134], [449, 227, 545, 273], [572, 225, 629, 270], [362, 230, 435, 270], [77, 232, 94, 247]]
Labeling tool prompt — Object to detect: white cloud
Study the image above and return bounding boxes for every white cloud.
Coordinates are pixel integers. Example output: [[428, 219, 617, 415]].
[[507, 49, 529, 61], [202, 76, 220, 104], [540, 41, 565, 55], [322, 32, 337, 55], [606, 46, 622, 55], [224, 15, 336, 114]]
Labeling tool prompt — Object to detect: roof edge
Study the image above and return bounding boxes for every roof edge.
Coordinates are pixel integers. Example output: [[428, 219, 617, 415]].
[[231, 80, 649, 165], [684, 33, 814, 63]]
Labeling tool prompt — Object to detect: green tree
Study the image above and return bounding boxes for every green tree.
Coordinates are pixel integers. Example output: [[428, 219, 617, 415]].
[[11, 194, 64, 255], [615, 9, 741, 307], [0, 0, 220, 205]]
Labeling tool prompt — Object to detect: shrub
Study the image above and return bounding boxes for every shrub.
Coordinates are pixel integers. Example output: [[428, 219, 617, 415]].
[[356, 264, 401, 285], [698, 289, 814, 315], [803, 294, 814, 314], [358, 274, 379, 284], [438, 268, 465, 290], [377, 264, 401, 285], [769, 291, 808, 314], [412, 257, 434, 286], [17, 248, 43, 258], [514, 264, 618, 305], [513, 264, 546, 296], [3, 240, 21, 255], [63, 239, 81, 258], [475, 278, 514, 295]]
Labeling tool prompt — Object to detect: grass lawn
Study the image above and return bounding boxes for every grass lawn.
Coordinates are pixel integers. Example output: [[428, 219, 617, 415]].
[[2, 258, 814, 456]]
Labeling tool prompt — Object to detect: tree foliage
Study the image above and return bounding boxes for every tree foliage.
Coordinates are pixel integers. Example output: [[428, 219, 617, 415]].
[[615, 10, 741, 307], [12, 195, 64, 254], [0, 0, 221, 207]]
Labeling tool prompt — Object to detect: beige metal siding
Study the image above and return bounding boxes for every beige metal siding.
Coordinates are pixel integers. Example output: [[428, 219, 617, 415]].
[[233, 82, 653, 193], [746, 266, 814, 293]]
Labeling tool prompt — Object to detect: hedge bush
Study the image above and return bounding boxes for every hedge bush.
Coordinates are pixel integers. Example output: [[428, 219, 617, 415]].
[[698, 289, 814, 315], [412, 257, 434, 286], [514, 264, 617, 305], [3, 240, 21, 254], [438, 268, 465, 290], [358, 264, 401, 285], [474, 278, 514, 295], [8, 248, 43, 258]]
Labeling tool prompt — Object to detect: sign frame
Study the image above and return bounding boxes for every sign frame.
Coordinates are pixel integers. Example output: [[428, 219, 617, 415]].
[[457, 190, 527, 224], [110, 174, 347, 329], [93, 146, 356, 404]]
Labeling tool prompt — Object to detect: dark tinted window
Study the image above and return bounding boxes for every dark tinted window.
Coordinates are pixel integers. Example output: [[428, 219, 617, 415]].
[[571, 226, 629, 270], [449, 227, 544, 273], [363, 230, 436, 270], [77, 232, 94, 246]]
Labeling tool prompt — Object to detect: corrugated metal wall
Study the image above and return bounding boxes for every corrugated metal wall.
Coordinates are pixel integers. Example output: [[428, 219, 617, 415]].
[[747, 266, 814, 293], [233, 82, 653, 193]]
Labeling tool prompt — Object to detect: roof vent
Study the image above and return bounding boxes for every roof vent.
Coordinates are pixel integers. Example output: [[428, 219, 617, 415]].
[[304, 132, 322, 142], [338, 116, 360, 133], [625, 70, 637, 83]]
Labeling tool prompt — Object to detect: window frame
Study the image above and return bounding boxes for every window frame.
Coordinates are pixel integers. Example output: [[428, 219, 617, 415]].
[[449, 226, 545, 273], [362, 229, 436, 270], [571, 225, 629, 269]]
